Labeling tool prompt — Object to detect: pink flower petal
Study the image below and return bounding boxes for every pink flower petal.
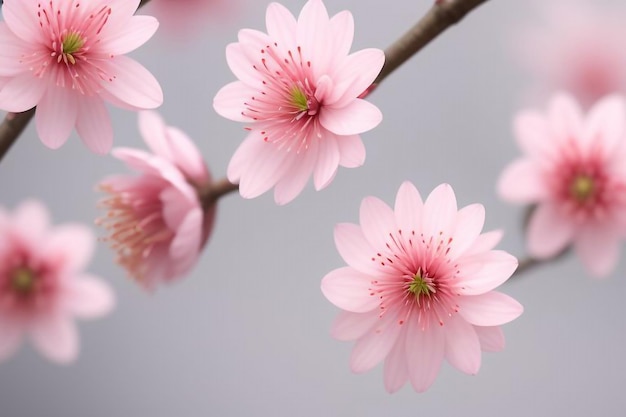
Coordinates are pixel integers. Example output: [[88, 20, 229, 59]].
[[75, 95, 113, 154], [350, 308, 403, 373], [225, 43, 264, 87], [475, 326, 505, 352], [266, 2, 297, 46], [64, 276, 115, 319], [30, 316, 79, 364], [527, 203, 575, 259], [456, 250, 518, 295], [574, 224, 621, 277], [296, 0, 331, 77], [274, 140, 318, 205], [548, 93, 583, 142], [169, 208, 203, 277], [329, 11, 354, 62], [330, 310, 380, 341], [35, 86, 79, 150], [100, 16, 159, 55], [448, 203, 485, 259], [497, 158, 548, 203], [139, 110, 173, 161], [313, 132, 340, 190], [165, 126, 210, 184], [457, 291, 524, 326], [237, 140, 297, 200], [0, 24, 31, 76], [422, 183, 457, 240], [462, 230, 503, 257], [513, 110, 554, 158], [13, 199, 50, 243], [334, 223, 382, 276], [444, 315, 481, 375], [319, 99, 382, 136], [383, 328, 409, 393], [359, 196, 397, 250], [2, 0, 43, 42], [394, 181, 424, 237], [160, 186, 197, 230], [582, 94, 626, 157], [43, 224, 95, 274], [327, 49, 385, 107], [213, 81, 256, 122], [405, 316, 445, 393], [100, 56, 163, 110], [321, 267, 380, 313], [0, 72, 46, 112], [337, 134, 365, 168]]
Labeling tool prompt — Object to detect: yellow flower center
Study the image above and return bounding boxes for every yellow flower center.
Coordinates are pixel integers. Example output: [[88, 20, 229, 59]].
[[570, 175, 595, 202], [290, 86, 309, 111], [61, 31, 85, 65], [11, 267, 36, 294]]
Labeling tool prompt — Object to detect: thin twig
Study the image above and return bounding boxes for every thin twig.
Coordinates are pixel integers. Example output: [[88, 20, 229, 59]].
[[197, 178, 239, 210], [511, 247, 572, 278], [375, 0, 489, 85]]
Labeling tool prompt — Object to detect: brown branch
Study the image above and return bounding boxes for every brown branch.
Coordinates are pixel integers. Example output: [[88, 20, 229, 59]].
[[196, 178, 239, 210], [511, 246, 572, 279], [375, 0, 489, 85]]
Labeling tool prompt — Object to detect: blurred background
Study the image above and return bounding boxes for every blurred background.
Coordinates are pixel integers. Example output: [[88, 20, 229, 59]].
[[1, 0, 626, 415]]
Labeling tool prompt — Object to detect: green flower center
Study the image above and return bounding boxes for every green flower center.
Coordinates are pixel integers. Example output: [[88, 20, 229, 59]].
[[570, 175, 595, 202], [61, 32, 85, 65], [408, 270, 436, 297], [11, 267, 36, 294], [290, 86, 309, 111]]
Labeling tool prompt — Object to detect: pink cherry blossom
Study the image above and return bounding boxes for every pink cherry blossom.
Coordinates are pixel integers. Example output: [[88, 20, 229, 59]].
[[515, 0, 626, 107], [213, 0, 384, 205], [98, 111, 215, 289], [498, 93, 626, 277], [321, 182, 523, 393], [0, 200, 114, 364], [143, 0, 236, 37], [0, 0, 163, 153]]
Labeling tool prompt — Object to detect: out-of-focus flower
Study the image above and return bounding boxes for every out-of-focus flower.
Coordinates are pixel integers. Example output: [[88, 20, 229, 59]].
[[516, 0, 626, 107], [98, 111, 215, 289], [321, 182, 522, 393], [213, 0, 384, 205], [0, 0, 163, 153], [144, 0, 237, 38], [0, 200, 114, 364], [498, 93, 626, 277]]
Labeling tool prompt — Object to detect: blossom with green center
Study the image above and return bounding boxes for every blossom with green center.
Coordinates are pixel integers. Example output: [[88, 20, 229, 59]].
[[570, 175, 595, 202], [408, 271, 435, 298], [290, 86, 309, 112], [60, 31, 85, 65]]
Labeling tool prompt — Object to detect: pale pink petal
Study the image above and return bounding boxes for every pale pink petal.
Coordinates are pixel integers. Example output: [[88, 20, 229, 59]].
[[43, 224, 94, 274], [13, 199, 50, 243], [2, 0, 42, 42], [0, 73, 46, 112], [225, 43, 264, 87], [313, 133, 339, 190], [527, 203, 575, 258], [405, 316, 445, 393], [100, 16, 159, 55], [30, 317, 79, 364], [359, 196, 397, 250], [334, 223, 383, 276], [498, 158, 549, 203], [321, 267, 380, 313], [165, 127, 209, 184], [238, 141, 297, 200], [548, 93, 583, 142], [574, 224, 621, 277], [329, 11, 354, 61], [169, 209, 203, 278], [213, 81, 256, 122], [330, 310, 380, 341], [103, 0, 141, 32], [328, 49, 385, 107], [274, 140, 317, 205], [0, 24, 32, 76], [160, 186, 197, 230], [444, 315, 481, 375], [383, 328, 409, 393], [0, 318, 22, 363], [138, 110, 172, 160], [350, 308, 403, 373], [514, 111, 554, 158], [227, 132, 263, 182], [457, 291, 524, 326], [422, 183, 457, 239], [64, 276, 115, 319], [100, 56, 163, 109], [394, 181, 424, 236], [75, 95, 113, 154], [296, 0, 331, 77], [35, 86, 79, 150], [456, 250, 518, 295], [475, 326, 505, 352], [582, 94, 626, 156], [462, 230, 503, 256], [266, 3, 297, 45], [448, 204, 485, 259], [336, 134, 365, 168], [319, 99, 382, 136]]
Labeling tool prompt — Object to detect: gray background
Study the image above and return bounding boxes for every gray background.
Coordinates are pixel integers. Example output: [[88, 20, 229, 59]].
[[1, 0, 626, 416]]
